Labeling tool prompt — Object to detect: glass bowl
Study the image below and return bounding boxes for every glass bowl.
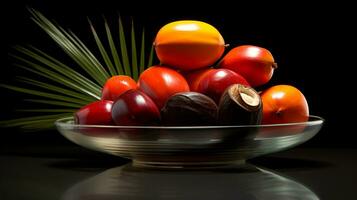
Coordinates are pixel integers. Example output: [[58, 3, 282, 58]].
[[55, 116, 323, 168]]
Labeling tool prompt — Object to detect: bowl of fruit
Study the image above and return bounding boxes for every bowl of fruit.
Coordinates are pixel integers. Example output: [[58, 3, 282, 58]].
[[56, 20, 324, 168]]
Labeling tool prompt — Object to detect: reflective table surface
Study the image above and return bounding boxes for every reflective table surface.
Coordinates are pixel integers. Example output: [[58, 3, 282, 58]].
[[1, 144, 356, 200]]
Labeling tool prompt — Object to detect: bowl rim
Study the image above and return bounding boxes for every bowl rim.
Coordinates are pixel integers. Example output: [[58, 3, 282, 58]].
[[55, 115, 324, 130]]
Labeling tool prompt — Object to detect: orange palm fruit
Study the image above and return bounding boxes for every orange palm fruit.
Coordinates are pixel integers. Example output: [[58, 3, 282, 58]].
[[154, 20, 225, 71], [261, 85, 309, 124]]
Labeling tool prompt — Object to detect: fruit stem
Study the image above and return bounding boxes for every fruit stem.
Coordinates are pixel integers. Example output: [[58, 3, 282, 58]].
[[272, 62, 278, 69], [276, 109, 283, 117], [225, 44, 230, 48]]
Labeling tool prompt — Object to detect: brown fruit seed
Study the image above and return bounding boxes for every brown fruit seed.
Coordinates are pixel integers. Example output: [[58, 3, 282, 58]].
[[161, 92, 218, 126], [218, 84, 262, 125]]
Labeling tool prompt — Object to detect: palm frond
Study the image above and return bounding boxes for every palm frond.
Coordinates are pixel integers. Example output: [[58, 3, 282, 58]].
[[10, 54, 100, 100], [1, 8, 155, 131], [1, 84, 89, 105], [16, 109, 77, 113], [104, 18, 124, 75], [16, 77, 95, 102], [29, 8, 110, 85], [0, 114, 72, 131], [147, 44, 154, 68], [139, 29, 146, 74], [24, 45, 102, 95], [25, 99, 83, 108], [89, 19, 117, 76], [118, 17, 131, 76], [131, 20, 138, 80]]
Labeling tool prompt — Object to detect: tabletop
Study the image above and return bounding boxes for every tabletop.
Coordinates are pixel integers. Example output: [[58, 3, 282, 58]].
[[1, 144, 356, 200]]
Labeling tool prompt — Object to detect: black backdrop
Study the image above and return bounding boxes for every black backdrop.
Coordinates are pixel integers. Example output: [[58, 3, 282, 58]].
[[1, 0, 355, 148]]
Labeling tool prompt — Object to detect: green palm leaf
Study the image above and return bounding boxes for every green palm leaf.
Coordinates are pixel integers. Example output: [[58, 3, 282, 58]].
[[148, 44, 154, 68], [29, 9, 110, 85], [0, 114, 72, 131], [131, 21, 138, 80], [11, 55, 100, 101], [17, 77, 95, 102], [25, 99, 83, 108], [118, 17, 131, 76], [1, 8, 155, 131], [24, 45, 102, 95], [89, 19, 117, 76], [17, 109, 77, 113], [139, 29, 146, 74], [0, 84, 89, 105], [104, 18, 124, 75]]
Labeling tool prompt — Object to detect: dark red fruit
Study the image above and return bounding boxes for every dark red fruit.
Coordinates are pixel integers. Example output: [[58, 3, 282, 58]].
[[196, 68, 249, 104], [184, 68, 215, 91], [112, 89, 160, 126], [75, 100, 114, 125]]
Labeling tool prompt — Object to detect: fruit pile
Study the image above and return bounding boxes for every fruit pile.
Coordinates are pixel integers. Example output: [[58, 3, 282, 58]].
[[75, 20, 309, 127]]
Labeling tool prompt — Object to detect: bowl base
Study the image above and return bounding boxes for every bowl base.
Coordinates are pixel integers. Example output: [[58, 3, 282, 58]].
[[132, 159, 246, 169]]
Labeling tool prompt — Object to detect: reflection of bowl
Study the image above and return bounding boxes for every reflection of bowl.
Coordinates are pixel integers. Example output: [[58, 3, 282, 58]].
[[55, 116, 323, 168], [62, 164, 319, 200]]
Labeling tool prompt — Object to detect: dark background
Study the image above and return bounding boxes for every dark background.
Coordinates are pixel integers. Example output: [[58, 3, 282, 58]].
[[1, 0, 355, 148]]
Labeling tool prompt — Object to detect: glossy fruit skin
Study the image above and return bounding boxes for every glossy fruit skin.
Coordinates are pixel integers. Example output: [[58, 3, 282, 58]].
[[75, 100, 114, 125], [161, 92, 218, 126], [155, 20, 225, 71], [184, 68, 215, 91], [138, 66, 190, 109], [219, 45, 276, 87], [101, 75, 137, 101], [261, 85, 309, 124], [112, 90, 160, 126], [196, 69, 250, 104]]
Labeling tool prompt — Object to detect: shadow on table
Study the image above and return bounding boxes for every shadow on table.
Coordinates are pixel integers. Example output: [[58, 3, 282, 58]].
[[46, 155, 332, 172], [46, 156, 129, 171], [61, 163, 320, 200], [251, 156, 333, 171]]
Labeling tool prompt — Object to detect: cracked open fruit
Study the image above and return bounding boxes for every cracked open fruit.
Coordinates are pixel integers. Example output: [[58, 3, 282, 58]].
[[218, 84, 262, 125]]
